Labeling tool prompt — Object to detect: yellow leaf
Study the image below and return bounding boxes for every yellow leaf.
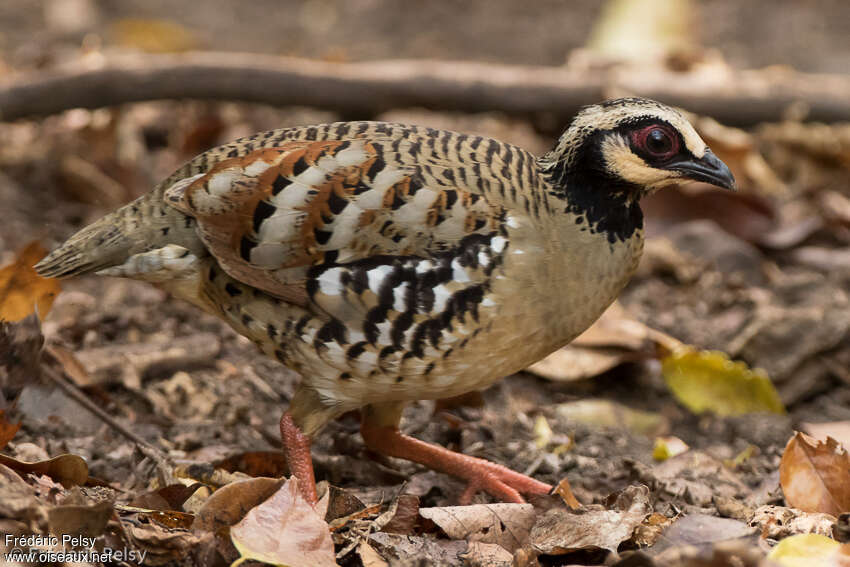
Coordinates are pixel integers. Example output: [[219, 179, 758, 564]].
[[0, 242, 61, 321], [111, 19, 198, 53], [661, 348, 785, 416], [725, 445, 757, 469], [533, 415, 553, 449], [587, 0, 695, 61], [768, 533, 850, 566], [652, 436, 689, 462]]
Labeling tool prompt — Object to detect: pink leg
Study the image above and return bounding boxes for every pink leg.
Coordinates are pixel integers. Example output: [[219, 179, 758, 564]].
[[280, 412, 317, 503], [361, 423, 551, 504]]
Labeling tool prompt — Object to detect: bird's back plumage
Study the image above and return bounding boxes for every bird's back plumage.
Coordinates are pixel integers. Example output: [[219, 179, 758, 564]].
[[36, 121, 544, 279]]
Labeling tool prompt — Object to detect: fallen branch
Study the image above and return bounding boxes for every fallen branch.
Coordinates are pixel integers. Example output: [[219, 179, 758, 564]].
[[72, 332, 221, 388], [1, 51, 850, 126]]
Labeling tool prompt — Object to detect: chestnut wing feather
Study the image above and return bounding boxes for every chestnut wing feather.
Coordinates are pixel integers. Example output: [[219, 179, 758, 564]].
[[165, 139, 505, 305]]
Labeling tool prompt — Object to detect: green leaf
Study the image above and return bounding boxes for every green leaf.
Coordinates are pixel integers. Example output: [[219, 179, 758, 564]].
[[662, 348, 785, 416]]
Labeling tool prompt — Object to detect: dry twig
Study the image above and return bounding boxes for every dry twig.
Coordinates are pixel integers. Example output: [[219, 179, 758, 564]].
[[1, 52, 849, 126], [41, 352, 174, 483]]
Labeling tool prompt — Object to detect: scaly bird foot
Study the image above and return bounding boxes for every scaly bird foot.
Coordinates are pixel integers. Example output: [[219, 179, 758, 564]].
[[360, 422, 551, 504], [280, 412, 318, 504]]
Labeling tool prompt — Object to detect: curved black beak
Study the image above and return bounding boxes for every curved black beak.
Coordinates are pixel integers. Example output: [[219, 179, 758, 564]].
[[668, 149, 737, 191]]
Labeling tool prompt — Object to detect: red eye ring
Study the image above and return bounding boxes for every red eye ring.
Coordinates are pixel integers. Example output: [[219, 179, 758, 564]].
[[631, 124, 679, 160]]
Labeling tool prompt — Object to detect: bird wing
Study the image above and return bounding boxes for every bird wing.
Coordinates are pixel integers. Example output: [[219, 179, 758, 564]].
[[164, 138, 507, 307]]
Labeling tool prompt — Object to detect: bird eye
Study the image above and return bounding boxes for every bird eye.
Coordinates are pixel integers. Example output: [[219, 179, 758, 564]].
[[633, 125, 679, 160], [647, 129, 671, 154]]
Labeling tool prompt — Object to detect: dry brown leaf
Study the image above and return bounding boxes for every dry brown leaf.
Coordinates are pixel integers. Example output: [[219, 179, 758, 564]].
[[586, 0, 694, 62], [126, 521, 207, 566], [324, 484, 366, 523], [47, 500, 113, 540], [803, 422, 850, 451], [529, 484, 651, 554], [193, 476, 284, 538], [115, 503, 196, 530], [419, 503, 535, 553], [527, 345, 635, 382], [758, 216, 823, 250], [643, 187, 776, 245], [0, 453, 88, 488], [380, 493, 419, 535], [632, 512, 672, 547], [179, 113, 226, 156], [649, 451, 749, 507], [572, 301, 652, 350], [130, 483, 205, 512], [780, 432, 850, 517], [0, 410, 21, 450], [650, 513, 755, 556], [230, 477, 337, 567], [759, 121, 850, 166], [554, 478, 581, 510], [750, 505, 837, 539], [0, 242, 61, 321], [0, 463, 43, 523], [214, 451, 289, 478], [358, 540, 389, 567], [368, 532, 471, 566], [434, 390, 486, 413], [461, 541, 514, 567]]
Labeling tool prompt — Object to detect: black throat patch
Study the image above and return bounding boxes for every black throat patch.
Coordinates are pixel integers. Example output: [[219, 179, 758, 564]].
[[544, 132, 644, 244]]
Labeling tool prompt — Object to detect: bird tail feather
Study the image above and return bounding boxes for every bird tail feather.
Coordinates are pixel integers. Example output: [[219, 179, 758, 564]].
[[35, 191, 196, 279]]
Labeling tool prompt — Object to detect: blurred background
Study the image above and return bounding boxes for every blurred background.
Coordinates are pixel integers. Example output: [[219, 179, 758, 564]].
[[0, 0, 848, 72]]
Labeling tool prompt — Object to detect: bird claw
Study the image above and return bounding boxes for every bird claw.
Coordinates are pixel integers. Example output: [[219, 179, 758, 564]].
[[456, 458, 552, 504]]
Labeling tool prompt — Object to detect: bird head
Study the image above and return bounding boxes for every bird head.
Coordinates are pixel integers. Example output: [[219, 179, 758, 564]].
[[541, 97, 736, 196]]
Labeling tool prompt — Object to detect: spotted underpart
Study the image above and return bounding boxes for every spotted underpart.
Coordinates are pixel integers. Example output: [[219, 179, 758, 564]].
[[202, 230, 509, 387]]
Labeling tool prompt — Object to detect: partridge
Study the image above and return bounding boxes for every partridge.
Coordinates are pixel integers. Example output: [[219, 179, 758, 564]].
[[36, 98, 735, 504]]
